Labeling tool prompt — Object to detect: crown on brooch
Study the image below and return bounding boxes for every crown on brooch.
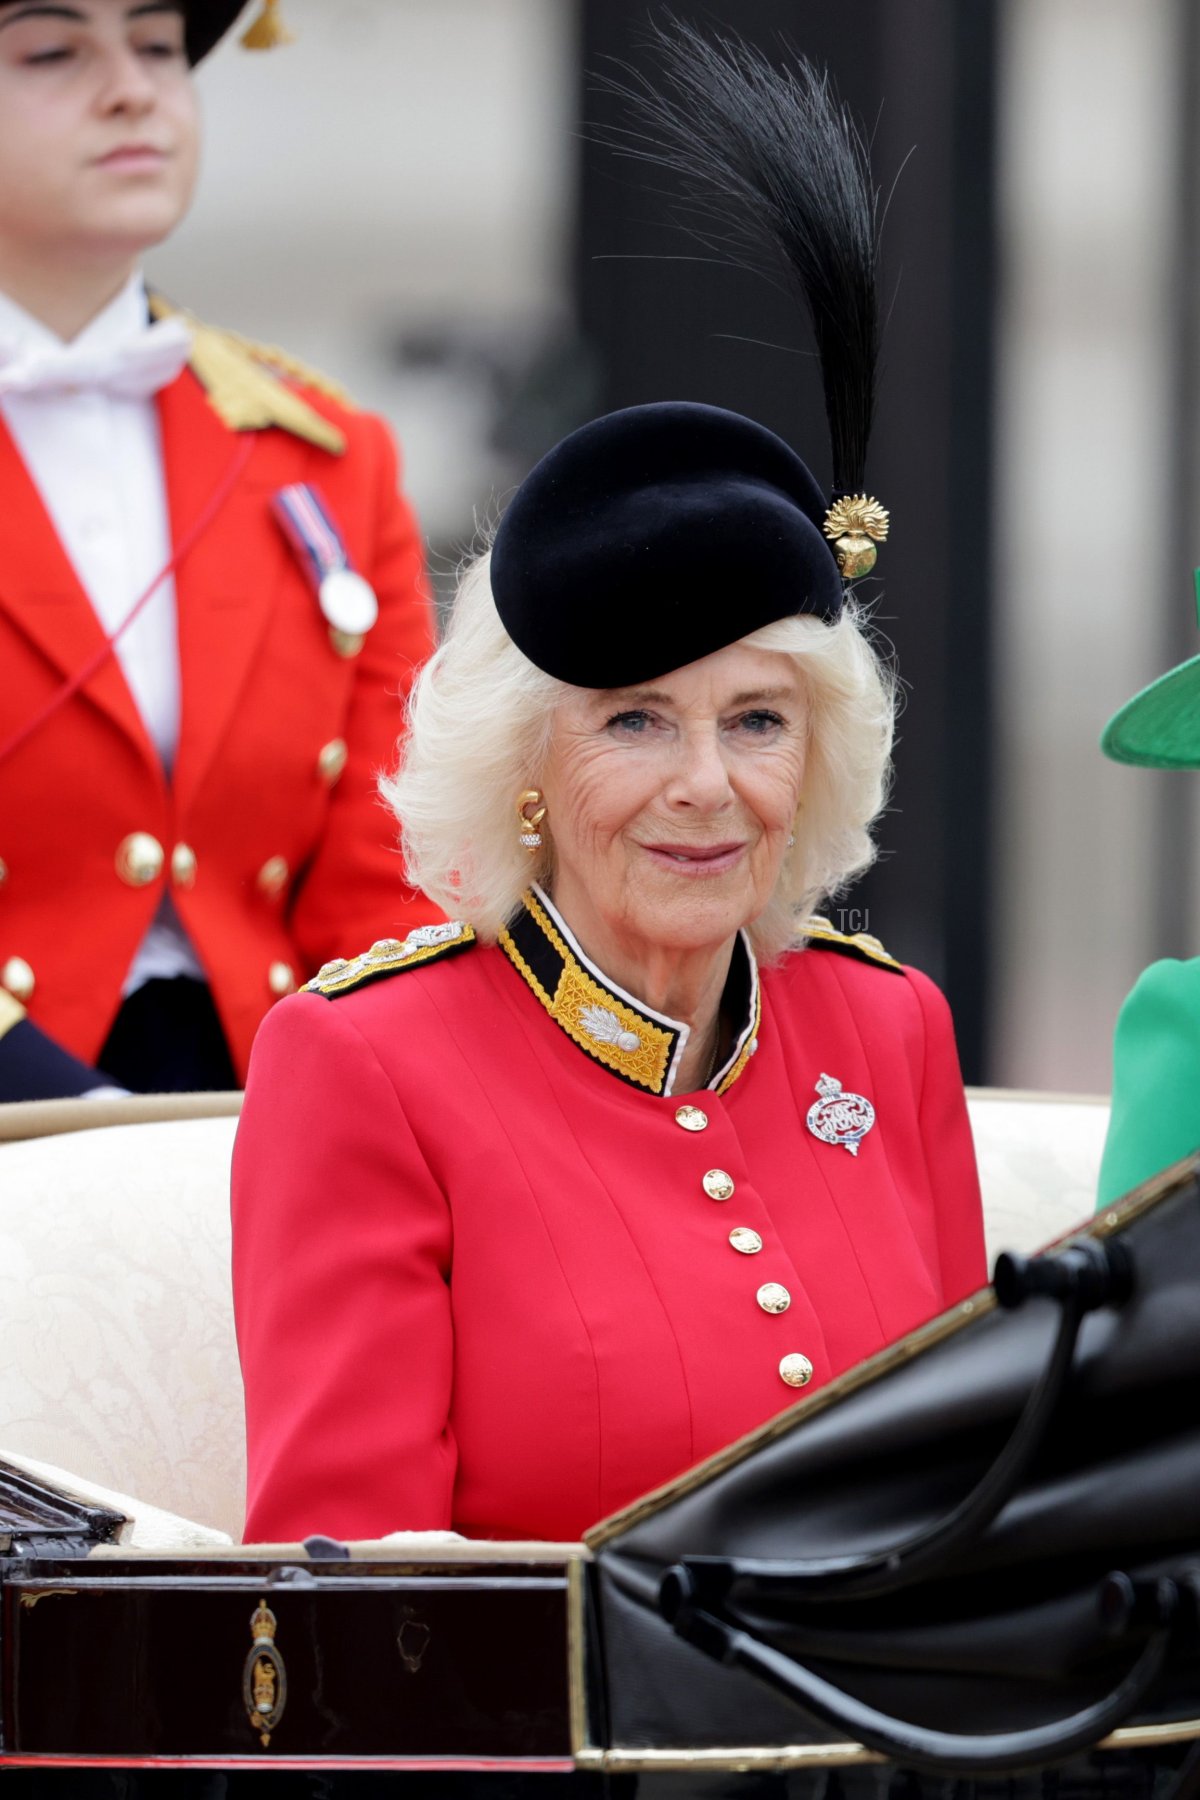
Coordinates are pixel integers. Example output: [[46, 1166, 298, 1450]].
[[823, 495, 890, 579]]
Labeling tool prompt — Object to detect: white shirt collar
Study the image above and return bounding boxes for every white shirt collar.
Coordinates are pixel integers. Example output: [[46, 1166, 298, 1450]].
[[0, 269, 149, 357]]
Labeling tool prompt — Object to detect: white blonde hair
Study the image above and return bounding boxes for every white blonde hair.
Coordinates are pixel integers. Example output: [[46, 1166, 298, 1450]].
[[381, 550, 896, 961]]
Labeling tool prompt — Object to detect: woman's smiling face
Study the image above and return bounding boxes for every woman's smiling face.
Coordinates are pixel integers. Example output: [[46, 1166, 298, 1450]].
[[541, 640, 809, 965]]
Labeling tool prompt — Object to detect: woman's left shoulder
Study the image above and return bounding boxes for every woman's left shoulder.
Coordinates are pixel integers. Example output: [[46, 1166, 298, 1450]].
[[789, 915, 907, 976], [772, 919, 950, 1026]]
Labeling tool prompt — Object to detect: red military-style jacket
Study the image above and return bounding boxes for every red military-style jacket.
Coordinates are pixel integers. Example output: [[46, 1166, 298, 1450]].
[[233, 888, 987, 1546], [0, 313, 439, 1080]]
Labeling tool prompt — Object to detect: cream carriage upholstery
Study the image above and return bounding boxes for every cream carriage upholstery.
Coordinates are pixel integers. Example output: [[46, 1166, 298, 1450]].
[[0, 1089, 1111, 1544]]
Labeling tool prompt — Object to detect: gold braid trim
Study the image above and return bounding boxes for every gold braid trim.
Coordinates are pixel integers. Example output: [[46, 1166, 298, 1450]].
[[715, 982, 762, 1097], [501, 893, 676, 1095], [799, 918, 903, 972], [304, 925, 476, 997]]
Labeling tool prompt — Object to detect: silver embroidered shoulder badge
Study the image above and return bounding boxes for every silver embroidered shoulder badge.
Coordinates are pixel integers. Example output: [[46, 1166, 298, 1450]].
[[303, 922, 476, 999]]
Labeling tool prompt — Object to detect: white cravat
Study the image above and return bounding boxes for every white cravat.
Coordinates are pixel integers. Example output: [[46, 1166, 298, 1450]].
[[0, 272, 205, 994], [0, 312, 191, 400]]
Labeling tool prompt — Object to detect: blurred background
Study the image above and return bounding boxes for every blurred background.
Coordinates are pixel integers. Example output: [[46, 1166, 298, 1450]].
[[150, 0, 1199, 1093]]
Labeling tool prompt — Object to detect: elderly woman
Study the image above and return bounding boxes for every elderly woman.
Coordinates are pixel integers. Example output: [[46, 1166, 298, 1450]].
[[232, 397, 985, 1545], [232, 30, 985, 1545]]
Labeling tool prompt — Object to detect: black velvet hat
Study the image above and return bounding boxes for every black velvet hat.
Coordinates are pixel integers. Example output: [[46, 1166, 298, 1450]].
[[491, 402, 845, 690], [488, 21, 888, 690]]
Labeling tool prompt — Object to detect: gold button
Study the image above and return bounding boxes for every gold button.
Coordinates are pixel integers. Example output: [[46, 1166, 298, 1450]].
[[729, 1227, 762, 1255], [317, 738, 348, 785], [268, 961, 296, 997], [329, 629, 364, 659], [674, 1104, 708, 1132], [115, 832, 164, 887], [757, 1282, 792, 1315], [257, 856, 290, 898], [1, 956, 34, 1002], [0, 857, 7, 886], [171, 843, 197, 888], [779, 1353, 814, 1389], [702, 1169, 735, 1202]]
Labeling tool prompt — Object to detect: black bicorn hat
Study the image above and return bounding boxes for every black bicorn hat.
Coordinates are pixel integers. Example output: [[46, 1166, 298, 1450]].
[[185, 2, 243, 62], [186, 1, 290, 64], [490, 21, 889, 690]]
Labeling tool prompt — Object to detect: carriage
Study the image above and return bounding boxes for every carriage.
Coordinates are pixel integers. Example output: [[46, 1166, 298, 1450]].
[[1, 1089, 1194, 1794]]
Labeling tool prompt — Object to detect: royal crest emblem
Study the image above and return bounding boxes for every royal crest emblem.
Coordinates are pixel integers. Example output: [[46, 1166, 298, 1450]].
[[241, 1599, 287, 1748], [805, 1071, 875, 1156]]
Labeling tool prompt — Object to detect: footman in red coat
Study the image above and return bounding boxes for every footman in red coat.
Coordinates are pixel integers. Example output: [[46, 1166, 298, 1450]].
[[0, 0, 438, 1096]]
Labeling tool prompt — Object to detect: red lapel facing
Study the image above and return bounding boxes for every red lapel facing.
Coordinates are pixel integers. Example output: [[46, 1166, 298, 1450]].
[[159, 370, 309, 814], [0, 412, 157, 766]]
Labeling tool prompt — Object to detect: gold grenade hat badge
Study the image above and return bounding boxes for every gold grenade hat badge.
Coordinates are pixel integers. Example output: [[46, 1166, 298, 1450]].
[[823, 495, 890, 580]]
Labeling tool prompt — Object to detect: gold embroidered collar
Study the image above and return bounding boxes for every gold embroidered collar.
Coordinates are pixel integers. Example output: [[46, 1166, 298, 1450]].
[[499, 886, 760, 1098]]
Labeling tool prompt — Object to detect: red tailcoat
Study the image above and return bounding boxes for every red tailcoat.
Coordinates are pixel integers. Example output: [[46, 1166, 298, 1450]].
[[233, 893, 986, 1545], [0, 341, 439, 1080]]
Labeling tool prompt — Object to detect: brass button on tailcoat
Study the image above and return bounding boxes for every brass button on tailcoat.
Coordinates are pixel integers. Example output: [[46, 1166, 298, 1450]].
[[171, 844, 197, 888], [702, 1169, 735, 1202], [257, 856, 290, 898], [268, 961, 297, 997], [757, 1282, 792, 1315], [779, 1353, 814, 1388], [729, 1227, 762, 1255], [116, 832, 164, 887], [0, 856, 8, 885], [1, 956, 34, 1002], [674, 1104, 708, 1132], [317, 738, 348, 785]]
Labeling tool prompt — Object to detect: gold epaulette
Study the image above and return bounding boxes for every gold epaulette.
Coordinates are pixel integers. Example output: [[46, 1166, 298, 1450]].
[[226, 330, 352, 407], [303, 923, 476, 998], [799, 916, 904, 973], [148, 294, 349, 456]]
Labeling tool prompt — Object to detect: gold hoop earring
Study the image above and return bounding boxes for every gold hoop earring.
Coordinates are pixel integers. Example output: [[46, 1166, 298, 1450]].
[[517, 789, 547, 854]]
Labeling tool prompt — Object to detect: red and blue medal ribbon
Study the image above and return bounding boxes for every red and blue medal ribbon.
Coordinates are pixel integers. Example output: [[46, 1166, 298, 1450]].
[[272, 482, 379, 653]]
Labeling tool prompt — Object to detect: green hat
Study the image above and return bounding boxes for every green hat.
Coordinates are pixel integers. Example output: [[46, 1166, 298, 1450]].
[[1101, 570, 1200, 768]]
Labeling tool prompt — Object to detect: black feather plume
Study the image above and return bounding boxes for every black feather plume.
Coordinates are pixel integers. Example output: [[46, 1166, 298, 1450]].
[[596, 15, 882, 497]]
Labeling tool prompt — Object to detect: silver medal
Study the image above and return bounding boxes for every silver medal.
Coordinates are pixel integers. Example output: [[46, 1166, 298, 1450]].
[[806, 1071, 875, 1156], [318, 567, 379, 637]]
